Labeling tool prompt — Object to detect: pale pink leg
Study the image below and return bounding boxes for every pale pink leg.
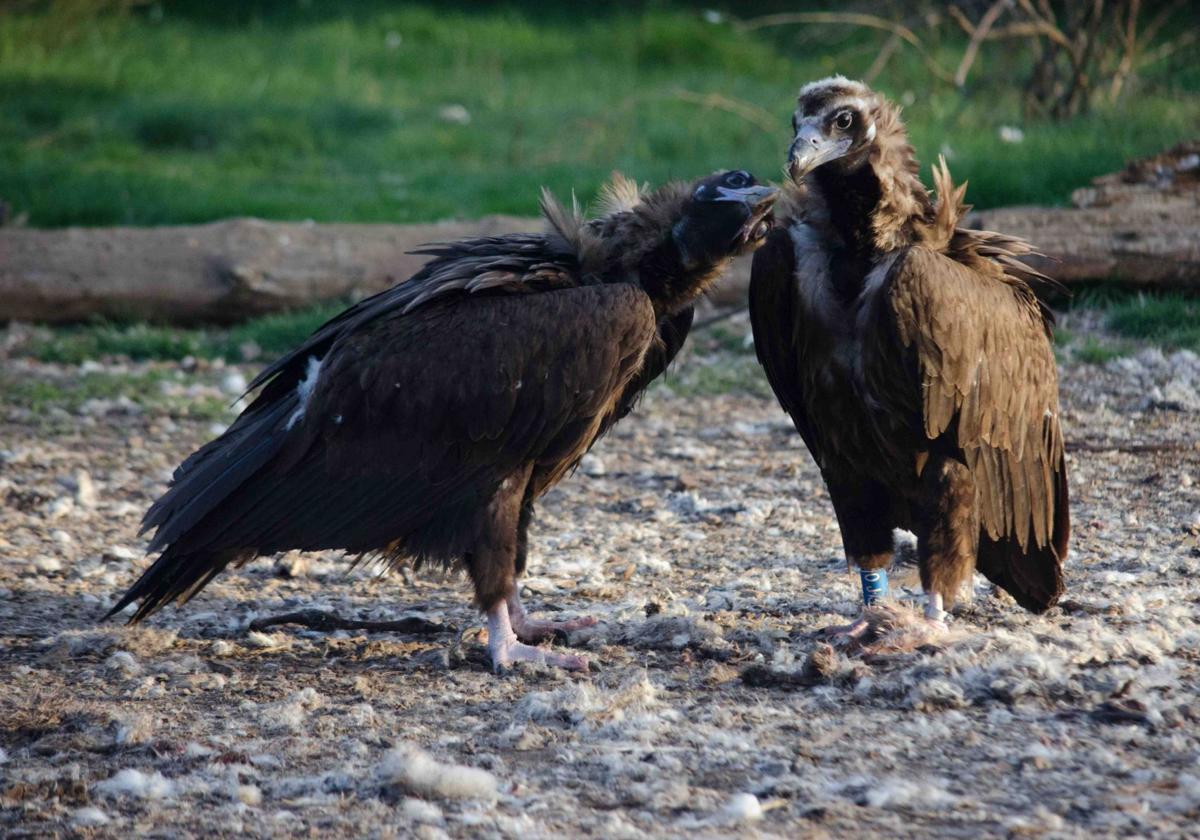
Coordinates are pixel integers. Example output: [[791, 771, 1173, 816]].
[[487, 599, 589, 672], [506, 590, 597, 644]]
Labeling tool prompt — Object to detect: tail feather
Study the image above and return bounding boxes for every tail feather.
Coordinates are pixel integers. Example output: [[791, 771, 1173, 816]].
[[105, 546, 247, 622], [141, 397, 295, 551], [112, 396, 298, 622], [976, 452, 1069, 613]]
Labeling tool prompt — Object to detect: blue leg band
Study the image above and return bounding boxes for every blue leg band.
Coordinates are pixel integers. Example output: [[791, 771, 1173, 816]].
[[860, 569, 889, 606]]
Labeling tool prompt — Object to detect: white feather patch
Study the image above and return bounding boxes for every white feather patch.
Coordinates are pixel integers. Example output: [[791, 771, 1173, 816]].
[[286, 355, 323, 431]]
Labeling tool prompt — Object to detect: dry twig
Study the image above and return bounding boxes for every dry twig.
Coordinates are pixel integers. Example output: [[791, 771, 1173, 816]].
[[248, 609, 449, 635]]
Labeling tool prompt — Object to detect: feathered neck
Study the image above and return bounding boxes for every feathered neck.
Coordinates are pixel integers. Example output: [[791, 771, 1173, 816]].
[[540, 175, 729, 317]]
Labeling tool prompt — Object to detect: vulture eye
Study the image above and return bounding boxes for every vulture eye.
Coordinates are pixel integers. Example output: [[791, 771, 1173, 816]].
[[724, 170, 750, 188], [834, 110, 854, 131]]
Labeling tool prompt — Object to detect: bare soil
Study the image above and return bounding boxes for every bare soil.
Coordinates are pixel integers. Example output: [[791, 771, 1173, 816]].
[[2, 321, 1199, 838]]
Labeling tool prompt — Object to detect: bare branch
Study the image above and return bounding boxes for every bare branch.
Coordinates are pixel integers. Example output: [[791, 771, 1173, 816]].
[[865, 31, 903, 83], [671, 89, 779, 135], [954, 0, 1012, 87], [248, 609, 449, 635], [735, 11, 957, 83]]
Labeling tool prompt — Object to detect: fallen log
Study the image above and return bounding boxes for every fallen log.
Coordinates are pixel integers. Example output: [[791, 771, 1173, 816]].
[[0, 215, 536, 326], [0, 141, 1196, 324]]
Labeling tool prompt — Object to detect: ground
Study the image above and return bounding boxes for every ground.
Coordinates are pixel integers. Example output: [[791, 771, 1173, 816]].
[[1, 317, 1199, 838]]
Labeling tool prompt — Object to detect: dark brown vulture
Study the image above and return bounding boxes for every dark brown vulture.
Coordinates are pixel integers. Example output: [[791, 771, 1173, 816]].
[[109, 171, 777, 671], [749, 77, 1068, 632]]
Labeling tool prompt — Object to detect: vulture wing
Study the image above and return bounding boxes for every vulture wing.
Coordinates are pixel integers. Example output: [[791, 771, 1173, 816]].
[[117, 281, 657, 620], [605, 305, 695, 428], [748, 228, 821, 456], [882, 246, 1069, 609]]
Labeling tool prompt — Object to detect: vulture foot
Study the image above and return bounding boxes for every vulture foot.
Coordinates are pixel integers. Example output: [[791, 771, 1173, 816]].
[[506, 590, 597, 643], [487, 599, 590, 673]]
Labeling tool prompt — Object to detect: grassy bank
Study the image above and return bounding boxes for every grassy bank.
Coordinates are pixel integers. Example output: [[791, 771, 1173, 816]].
[[1, 2, 1197, 227]]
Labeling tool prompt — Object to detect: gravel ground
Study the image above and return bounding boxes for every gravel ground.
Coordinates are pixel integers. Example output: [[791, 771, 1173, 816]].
[[2, 321, 1199, 838]]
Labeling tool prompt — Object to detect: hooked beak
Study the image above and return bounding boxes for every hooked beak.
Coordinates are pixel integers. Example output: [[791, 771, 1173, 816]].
[[714, 184, 778, 245], [787, 124, 852, 180]]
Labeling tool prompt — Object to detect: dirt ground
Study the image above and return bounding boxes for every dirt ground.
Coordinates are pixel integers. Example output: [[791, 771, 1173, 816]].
[[1, 317, 1199, 838]]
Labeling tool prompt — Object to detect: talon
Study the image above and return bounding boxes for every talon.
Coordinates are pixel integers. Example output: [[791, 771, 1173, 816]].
[[506, 590, 597, 643], [487, 597, 589, 672]]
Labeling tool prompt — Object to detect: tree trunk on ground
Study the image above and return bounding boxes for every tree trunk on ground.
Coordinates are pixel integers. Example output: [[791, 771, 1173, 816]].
[[0, 216, 535, 325], [1, 141, 1197, 325]]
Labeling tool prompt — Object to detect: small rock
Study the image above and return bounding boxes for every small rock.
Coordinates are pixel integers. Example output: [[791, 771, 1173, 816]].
[[402, 797, 444, 824], [46, 496, 74, 520], [273, 551, 309, 579], [105, 650, 141, 677], [438, 104, 471, 125], [998, 125, 1024, 144], [104, 545, 139, 563], [239, 341, 262, 362], [234, 784, 263, 806], [33, 555, 63, 574], [580, 454, 606, 476], [74, 469, 98, 509], [71, 807, 110, 827], [722, 792, 764, 824], [220, 371, 248, 397]]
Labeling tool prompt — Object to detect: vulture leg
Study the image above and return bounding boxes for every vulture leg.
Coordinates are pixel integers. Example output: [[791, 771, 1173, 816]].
[[505, 493, 598, 644], [821, 476, 897, 637], [914, 456, 979, 624], [472, 472, 589, 672]]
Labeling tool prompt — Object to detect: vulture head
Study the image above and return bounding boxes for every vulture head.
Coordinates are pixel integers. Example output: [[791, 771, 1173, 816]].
[[787, 76, 883, 178], [555, 170, 777, 316], [784, 76, 932, 252], [674, 170, 778, 264]]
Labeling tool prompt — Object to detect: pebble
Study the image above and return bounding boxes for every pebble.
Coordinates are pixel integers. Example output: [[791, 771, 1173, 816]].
[[33, 555, 64, 574], [220, 371, 248, 397], [580, 454, 606, 476], [234, 784, 263, 806], [722, 793, 764, 824], [46, 496, 74, 520], [71, 807, 110, 827], [74, 469, 98, 508], [273, 551, 309, 579], [438, 104, 471, 125]]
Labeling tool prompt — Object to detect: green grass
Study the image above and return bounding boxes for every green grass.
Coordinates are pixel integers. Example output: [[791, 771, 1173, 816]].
[[1, 2, 1197, 227], [0, 367, 231, 420], [1105, 295, 1200, 351], [26, 303, 347, 364], [1072, 337, 1134, 366]]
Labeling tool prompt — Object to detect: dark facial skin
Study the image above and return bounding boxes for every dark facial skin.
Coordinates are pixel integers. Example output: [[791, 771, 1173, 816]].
[[788, 101, 874, 179], [675, 170, 778, 265]]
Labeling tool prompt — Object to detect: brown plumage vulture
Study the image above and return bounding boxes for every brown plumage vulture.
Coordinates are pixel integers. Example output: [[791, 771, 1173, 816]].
[[749, 77, 1068, 631], [109, 170, 777, 671]]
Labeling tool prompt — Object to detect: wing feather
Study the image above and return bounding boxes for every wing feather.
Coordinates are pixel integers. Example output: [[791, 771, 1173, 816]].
[[749, 228, 822, 456], [886, 246, 1067, 557]]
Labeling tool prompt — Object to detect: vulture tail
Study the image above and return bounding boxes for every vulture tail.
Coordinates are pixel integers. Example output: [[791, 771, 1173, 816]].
[[975, 453, 1070, 613], [106, 395, 299, 622]]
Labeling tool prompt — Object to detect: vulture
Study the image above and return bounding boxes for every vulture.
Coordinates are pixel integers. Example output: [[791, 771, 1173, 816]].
[[109, 170, 777, 671], [749, 77, 1068, 631]]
